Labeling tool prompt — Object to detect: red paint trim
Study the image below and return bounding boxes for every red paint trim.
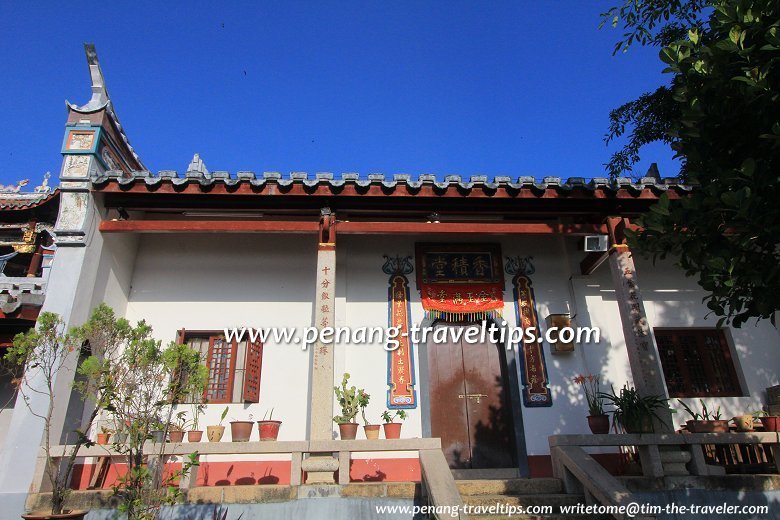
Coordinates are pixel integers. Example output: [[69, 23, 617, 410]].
[[339, 221, 609, 235], [99, 220, 319, 233], [68, 458, 422, 489], [98, 219, 623, 236]]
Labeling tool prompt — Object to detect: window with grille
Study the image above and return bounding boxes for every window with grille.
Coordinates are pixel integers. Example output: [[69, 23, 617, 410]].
[[654, 328, 742, 397], [177, 330, 263, 404]]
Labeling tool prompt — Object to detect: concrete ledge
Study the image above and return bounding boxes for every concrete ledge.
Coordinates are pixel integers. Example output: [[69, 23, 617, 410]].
[[341, 482, 419, 498], [187, 485, 296, 504], [549, 432, 780, 447], [48, 438, 439, 458]]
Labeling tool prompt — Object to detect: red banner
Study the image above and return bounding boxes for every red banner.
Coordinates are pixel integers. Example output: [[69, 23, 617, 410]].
[[420, 282, 504, 319], [388, 274, 416, 408]]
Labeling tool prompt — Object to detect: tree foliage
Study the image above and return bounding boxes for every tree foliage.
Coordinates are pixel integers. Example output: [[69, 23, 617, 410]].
[[606, 0, 780, 326]]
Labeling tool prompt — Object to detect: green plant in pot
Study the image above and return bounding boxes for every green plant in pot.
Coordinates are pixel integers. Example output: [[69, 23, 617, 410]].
[[753, 409, 780, 432], [257, 408, 282, 441], [187, 401, 206, 442], [333, 373, 362, 440], [381, 410, 408, 439], [599, 384, 669, 434], [168, 411, 187, 443], [208, 406, 230, 442], [574, 374, 609, 434], [230, 413, 254, 442], [678, 399, 729, 433], [732, 413, 755, 432], [357, 391, 379, 439]]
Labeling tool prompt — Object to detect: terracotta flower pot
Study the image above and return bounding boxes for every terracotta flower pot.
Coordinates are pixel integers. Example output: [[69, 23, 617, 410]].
[[382, 422, 402, 439], [149, 430, 166, 443], [338, 422, 359, 440], [258, 420, 282, 441], [207, 425, 225, 442], [230, 421, 254, 442], [187, 430, 203, 442], [686, 420, 729, 433], [363, 424, 380, 440], [96, 433, 111, 445], [760, 416, 780, 432], [22, 511, 88, 520], [587, 415, 610, 434], [732, 415, 754, 432], [168, 430, 184, 443]]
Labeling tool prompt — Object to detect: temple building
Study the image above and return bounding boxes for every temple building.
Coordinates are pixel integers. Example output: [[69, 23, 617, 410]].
[[0, 45, 777, 518]]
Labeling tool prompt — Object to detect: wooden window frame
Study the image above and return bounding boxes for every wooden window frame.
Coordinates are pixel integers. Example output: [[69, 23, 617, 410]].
[[178, 329, 262, 404], [654, 328, 742, 398]]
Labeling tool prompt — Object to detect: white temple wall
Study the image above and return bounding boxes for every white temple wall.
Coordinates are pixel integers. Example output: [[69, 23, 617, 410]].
[[118, 232, 780, 459]]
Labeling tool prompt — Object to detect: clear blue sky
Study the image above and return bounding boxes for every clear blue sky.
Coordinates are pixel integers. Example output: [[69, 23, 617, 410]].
[[0, 1, 679, 186]]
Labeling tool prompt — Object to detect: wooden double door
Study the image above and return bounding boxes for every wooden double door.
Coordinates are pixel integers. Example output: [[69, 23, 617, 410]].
[[428, 323, 516, 469]]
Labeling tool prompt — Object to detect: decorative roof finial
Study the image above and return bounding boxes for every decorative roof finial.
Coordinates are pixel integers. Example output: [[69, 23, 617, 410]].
[[67, 43, 109, 112], [186, 153, 209, 176], [0, 179, 29, 194], [34, 172, 52, 194]]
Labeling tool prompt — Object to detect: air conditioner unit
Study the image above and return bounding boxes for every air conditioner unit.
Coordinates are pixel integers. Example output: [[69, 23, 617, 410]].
[[584, 235, 608, 252]]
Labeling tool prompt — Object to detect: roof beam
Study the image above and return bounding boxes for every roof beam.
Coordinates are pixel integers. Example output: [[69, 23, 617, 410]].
[[98, 219, 610, 235], [99, 220, 319, 233]]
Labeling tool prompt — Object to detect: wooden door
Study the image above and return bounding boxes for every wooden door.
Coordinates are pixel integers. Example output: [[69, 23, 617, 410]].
[[429, 323, 515, 469]]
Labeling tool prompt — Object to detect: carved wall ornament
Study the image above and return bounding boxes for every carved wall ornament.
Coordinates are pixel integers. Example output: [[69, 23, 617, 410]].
[[382, 255, 414, 276], [383, 255, 416, 409], [505, 256, 552, 407]]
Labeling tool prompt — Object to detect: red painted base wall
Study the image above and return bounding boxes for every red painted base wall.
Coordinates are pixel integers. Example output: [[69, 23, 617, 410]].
[[70, 458, 422, 490], [70, 453, 624, 489]]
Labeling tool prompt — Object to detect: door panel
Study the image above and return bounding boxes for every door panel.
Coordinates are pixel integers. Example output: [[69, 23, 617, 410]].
[[429, 323, 516, 470], [428, 324, 471, 468], [461, 326, 515, 468]]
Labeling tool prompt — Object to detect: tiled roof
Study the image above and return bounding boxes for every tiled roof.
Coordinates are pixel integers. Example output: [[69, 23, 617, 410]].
[[92, 170, 691, 195], [0, 191, 59, 211]]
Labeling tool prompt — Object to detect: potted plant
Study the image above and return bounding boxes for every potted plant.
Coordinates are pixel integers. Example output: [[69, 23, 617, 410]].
[[381, 410, 408, 439], [168, 411, 187, 443], [574, 374, 609, 434], [678, 399, 729, 433], [257, 408, 282, 441], [97, 425, 112, 445], [187, 401, 206, 442], [754, 409, 780, 432], [599, 384, 669, 433], [333, 373, 362, 440], [208, 406, 229, 442], [732, 413, 755, 432], [359, 392, 379, 439], [149, 416, 167, 443], [230, 413, 254, 442]]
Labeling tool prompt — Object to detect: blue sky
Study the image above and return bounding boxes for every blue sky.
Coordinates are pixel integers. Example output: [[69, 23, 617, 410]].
[[0, 1, 679, 186]]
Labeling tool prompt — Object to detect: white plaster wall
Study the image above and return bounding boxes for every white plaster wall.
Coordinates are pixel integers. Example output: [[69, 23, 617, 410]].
[[124, 234, 317, 443], [120, 232, 780, 461]]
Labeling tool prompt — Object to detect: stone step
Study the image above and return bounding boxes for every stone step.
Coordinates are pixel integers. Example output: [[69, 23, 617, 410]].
[[456, 478, 563, 496], [463, 493, 585, 510], [620, 473, 780, 492]]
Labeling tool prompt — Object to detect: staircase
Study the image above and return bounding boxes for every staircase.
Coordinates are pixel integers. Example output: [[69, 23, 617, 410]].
[[456, 478, 608, 519]]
